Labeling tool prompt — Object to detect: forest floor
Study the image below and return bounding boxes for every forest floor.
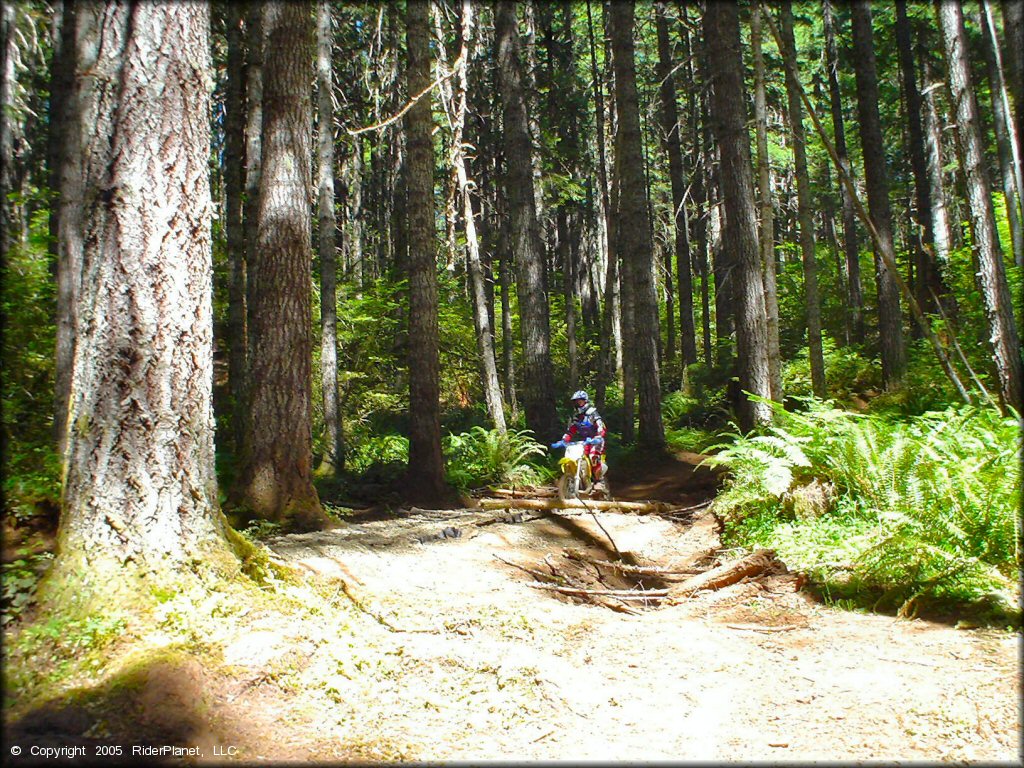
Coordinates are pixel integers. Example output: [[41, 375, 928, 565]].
[[4, 451, 1021, 764]]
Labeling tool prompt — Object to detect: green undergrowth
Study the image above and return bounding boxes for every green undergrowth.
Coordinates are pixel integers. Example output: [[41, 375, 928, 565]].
[[2, 530, 351, 724], [705, 397, 1021, 625]]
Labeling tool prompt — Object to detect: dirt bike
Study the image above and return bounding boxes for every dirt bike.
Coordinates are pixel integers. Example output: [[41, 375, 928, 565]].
[[552, 440, 605, 500]]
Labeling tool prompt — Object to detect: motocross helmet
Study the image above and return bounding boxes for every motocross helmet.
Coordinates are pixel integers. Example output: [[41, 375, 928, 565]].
[[570, 390, 589, 414]]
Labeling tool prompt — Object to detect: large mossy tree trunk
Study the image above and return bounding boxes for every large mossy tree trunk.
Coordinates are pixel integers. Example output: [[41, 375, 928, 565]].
[[55, 2, 239, 594], [495, 0, 558, 440], [936, 0, 1023, 413], [851, 1, 906, 391], [404, 0, 448, 502], [704, 1, 773, 432], [609, 0, 664, 448], [236, 1, 327, 530]]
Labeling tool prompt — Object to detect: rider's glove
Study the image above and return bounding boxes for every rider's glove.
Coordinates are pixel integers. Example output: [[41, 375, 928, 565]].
[[584, 437, 602, 446], [550, 440, 565, 450]]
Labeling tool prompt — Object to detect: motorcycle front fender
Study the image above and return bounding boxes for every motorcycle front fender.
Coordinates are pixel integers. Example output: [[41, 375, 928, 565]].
[[559, 457, 578, 475]]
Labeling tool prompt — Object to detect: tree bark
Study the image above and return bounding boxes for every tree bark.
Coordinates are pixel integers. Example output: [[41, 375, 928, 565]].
[[50, 0, 81, 460], [0, 2, 18, 257], [444, 0, 506, 432], [921, 53, 954, 268], [751, 4, 783, 403], [57, 2, 236, 584], [681, 14, 713, 369], [243, 2, 263, 397], [936, 0, 1023, 412], [224, 3, 248, 459], [403, 0, 448, 502], [316, 0, 342, 474], [779, 2, 825, 399], [1000, 0, 1023, 203], [587, 0, 616, 413], [655, 2, 697, 371], [823, 0, 864, 345], [705, 1, 773, 433], [495, 0, 558, 440], [609, 1, 664, 448], [850, 1, 906, 390], [977, 1, 1024, 268], [895, 0, 949, 317], [237, 2, 326, 529]]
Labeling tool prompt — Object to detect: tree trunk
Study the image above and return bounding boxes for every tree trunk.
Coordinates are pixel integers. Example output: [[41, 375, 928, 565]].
[[922, 53, 954, 268], [609, 1, 664, 448], [704, 1, 773, 432], [779, 2, 825, 399], [316, 0, 342, 474], [936, 0, 1023, 412], [977, 1, 1024, 268], [1000, 0, 1023, 204], [450, 0, 505, 434], [895, 0, 950, 318], [587, 0, 615, 413], [851, 1, 906, 390], [655, 2, 697, 371], [751, 4, 783, 403], [495, 0, 558, 440], [403, 0, 448, 501], [823, 0, 864, 345], [57, 2, 237, 587], [224, 3, 248, 459], [50, 0, 81, 460], [681, 13, 713, 370], [236, 2, 327, 529], [498, 195, 519, 420], [0, 2, 18, 258], [243, 2, 263, 393]]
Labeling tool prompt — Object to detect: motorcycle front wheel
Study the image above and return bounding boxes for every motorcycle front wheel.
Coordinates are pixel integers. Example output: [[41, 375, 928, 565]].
[[557, 471, 578, 500]]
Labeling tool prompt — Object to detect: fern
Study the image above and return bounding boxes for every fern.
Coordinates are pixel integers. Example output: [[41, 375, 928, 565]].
[[718, 399, 1020, 612], [443, 427, 548, 490]]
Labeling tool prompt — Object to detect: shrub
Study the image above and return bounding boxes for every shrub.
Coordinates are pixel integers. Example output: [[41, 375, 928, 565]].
[[713, 398, 1020, 614], [443, 427, 549, 491]]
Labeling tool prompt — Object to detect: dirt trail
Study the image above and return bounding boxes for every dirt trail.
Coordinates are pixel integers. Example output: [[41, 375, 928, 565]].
[[6, 454, 1019, 763], [244, 453, 1018, 762]]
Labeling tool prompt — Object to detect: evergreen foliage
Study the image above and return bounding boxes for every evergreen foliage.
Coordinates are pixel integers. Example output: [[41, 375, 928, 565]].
[[710, 398, 1021, 616]]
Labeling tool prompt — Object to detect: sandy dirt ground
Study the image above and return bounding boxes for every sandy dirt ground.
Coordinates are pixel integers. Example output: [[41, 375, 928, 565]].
[[5, 454, 1020, 764]]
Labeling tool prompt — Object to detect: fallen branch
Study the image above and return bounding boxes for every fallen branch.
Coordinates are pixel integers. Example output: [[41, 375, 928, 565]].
[[493, 554, 562, 583], [664, 500, 714, 515], [590, 559, 705, 576], [527, 582, 670, 599], [479, 497, 668, 512], [670, 548, 779, 598], [726, 623, 802, 633]]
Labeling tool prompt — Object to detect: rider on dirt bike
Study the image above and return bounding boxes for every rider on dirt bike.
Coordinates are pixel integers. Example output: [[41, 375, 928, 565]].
[[550, 390, 608, 485]]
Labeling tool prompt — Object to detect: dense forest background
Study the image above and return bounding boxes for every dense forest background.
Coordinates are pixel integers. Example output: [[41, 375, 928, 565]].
[[1, 0, 1021, 632]]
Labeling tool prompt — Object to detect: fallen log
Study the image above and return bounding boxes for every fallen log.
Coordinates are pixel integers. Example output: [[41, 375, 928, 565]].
[[479, 497, 668, 513], [487, 486, 555, 498], [670, 548, 778, 598]]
